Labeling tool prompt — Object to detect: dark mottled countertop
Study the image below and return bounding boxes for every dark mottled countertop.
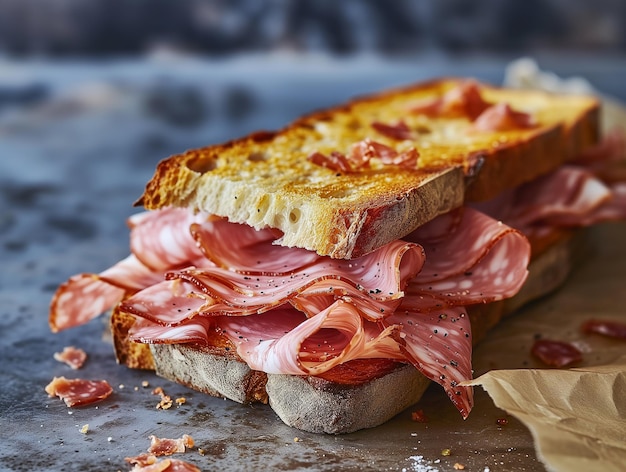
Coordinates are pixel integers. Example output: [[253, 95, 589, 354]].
[[1, 53, 624, 472]]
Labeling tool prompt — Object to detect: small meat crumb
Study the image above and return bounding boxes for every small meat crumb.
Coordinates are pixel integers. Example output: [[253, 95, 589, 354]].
[[410, 409, 429, 423], [53, 346, 87, 370], [148, 434, 195, 456], [125, 453, 157, 467], [496, 417, 508, 426], [129, 458, 200, 472]]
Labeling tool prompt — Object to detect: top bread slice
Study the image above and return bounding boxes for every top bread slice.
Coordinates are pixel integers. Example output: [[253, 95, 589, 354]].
[[138, 78, 599, 259]]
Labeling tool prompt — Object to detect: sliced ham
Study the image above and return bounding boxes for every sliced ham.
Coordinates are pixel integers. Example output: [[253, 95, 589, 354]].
[[473, 165, 626, 239], [405, 207, 531, 310], [531, 339, 583, 367], [129, 316, 214, 345], [385, 306, 473, 418], [45, 376, 113, 407], [125, 207, 529, 420], [120, 239, 424, 324], [215, 301, 404, 375], [49, 254, 163, 332], [410, 80, 535, 133], [129, 208, 208, 271], [51, 194, 534, 420], [582, 319, 626, 340]]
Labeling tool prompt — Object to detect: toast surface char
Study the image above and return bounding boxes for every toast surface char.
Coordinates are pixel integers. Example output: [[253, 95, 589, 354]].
[[138, 78, 599, 258]]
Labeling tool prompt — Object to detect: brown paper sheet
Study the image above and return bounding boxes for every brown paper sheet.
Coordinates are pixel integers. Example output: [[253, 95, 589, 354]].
[[466, 361, 626, 472], [463, 220, 626, 472]]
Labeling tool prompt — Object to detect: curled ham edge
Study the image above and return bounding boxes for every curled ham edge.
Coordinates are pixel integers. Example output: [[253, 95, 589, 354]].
[[48, 133, 626, 420]]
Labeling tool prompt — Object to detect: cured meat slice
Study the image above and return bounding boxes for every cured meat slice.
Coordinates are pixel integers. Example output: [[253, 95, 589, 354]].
[[582, 319, 626, 340], [121, 239, 424, 324], [123, 207, 529, 419], [405, 207, 530, 309], [129, 316, 214, 344], [49, 255, 163, 332], [349, 139, 419, 169], [475, 164, 626, 237], [509, 166, 612, 229], [190, 220, 305, 273], [50, 274, 125, 332], [129, 208, 208, 271], [45, 376, 113, 407], [215, 302, 403, 375], [574, 128, 626, 177], [531, 339, 583, 367], [384, 306, 473, 418]]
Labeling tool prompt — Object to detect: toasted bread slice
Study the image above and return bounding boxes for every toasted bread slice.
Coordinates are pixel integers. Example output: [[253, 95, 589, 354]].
[[138, 78, 598, 258], [111, 230, 585, 433]]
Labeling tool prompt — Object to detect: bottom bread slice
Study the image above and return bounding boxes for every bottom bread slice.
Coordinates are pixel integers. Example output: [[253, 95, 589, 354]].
[[112, 229, 586, 434], [152, 344, 431, 434]]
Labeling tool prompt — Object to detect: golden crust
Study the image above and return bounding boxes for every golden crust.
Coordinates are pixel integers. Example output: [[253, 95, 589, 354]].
[[110, 307, 155, 370], [138, 78, 598, 258]]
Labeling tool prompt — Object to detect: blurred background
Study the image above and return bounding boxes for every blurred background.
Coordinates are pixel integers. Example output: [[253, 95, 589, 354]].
[[1, 0, 625, 247], [1, 0, 624, 57]]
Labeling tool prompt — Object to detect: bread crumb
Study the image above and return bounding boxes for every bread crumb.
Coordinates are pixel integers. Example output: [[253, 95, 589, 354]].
[[175, 397, 186, 406], [107, 437, 113, 442], [454, 463, 465, 470], [294, 437, 301, 443], [153, 386, 173, 410], [142, 380, 150, 388], [80, 424, 89, 434]]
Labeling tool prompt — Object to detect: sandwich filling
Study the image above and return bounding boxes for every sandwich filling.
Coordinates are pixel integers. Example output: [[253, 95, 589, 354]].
[[50, 137, 626, 419]]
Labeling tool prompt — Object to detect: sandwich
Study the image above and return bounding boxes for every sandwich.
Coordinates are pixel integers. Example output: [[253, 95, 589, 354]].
[[49, 78, 626, 434]]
